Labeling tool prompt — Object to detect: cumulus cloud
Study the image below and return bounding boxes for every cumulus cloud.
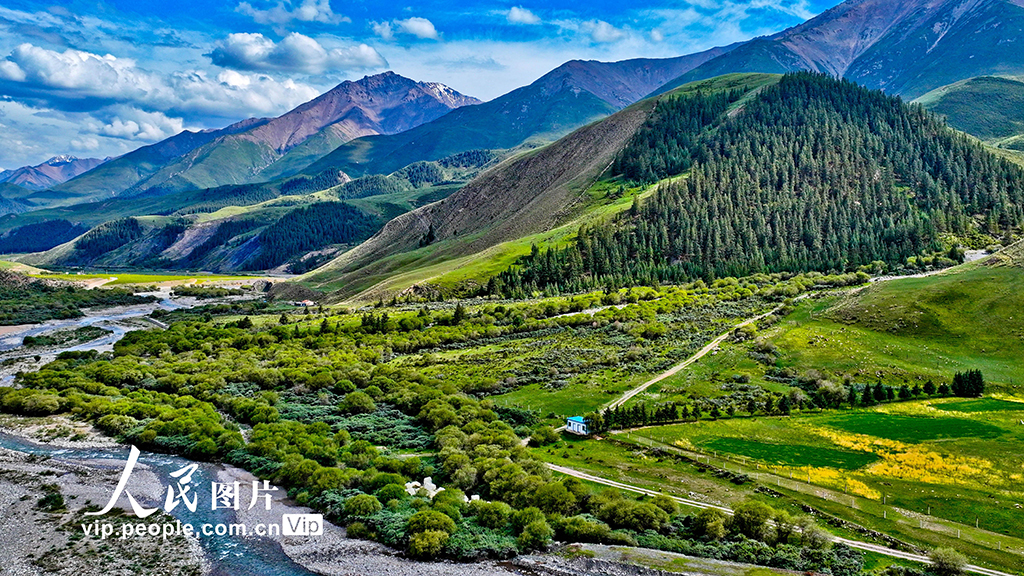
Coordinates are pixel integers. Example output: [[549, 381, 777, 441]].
[[649, 29, 665, 42], [583, 20, 627, 43], [507, 7, 541, 25], [92, 107, 185, 142], [235, 0, 348, 27], [370, 21, 394, 41], [397, 17, 441, 40], [374, 17, 441, 41], [70, 136, 100, 151], [209, 33, 386, 74], [0, 43, 321, 119]]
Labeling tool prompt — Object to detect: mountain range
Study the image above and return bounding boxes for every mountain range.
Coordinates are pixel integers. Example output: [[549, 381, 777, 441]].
[[657, 0, 1024, 99], [7, 0, 1024, 291], [0, 156, 107, 191], [302, 48, 733, 180], [48, 73, 479, 203]]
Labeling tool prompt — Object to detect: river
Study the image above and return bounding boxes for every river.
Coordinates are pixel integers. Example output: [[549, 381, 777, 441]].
[[0, 430, 320, 575]]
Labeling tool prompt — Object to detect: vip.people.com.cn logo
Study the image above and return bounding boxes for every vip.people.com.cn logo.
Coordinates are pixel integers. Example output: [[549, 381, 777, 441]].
[[81, 445, 323, 540]]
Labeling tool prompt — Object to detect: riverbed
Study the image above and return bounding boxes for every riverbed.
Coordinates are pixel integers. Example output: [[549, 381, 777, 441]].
[[0, 288, 253, 384], [0, 416, 529, 576]]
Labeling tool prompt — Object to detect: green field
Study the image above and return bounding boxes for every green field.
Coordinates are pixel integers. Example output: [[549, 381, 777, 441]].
[[938, 397, 1024, 413], [701, 437, 879, 470], [824, 412, 1005, 442]]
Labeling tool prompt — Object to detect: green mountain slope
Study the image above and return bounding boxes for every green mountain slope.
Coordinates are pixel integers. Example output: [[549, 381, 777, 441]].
[[13, 151, 504, 273], [297, 73, 1024, 302], [128, 73, 479, 196], [916, 76, 1024, 145], [0, 183, 33, 216], [770, 238, 1024, 398], [52, 118, 270, 204]]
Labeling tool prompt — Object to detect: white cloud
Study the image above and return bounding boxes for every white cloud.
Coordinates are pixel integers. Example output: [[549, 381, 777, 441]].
[[583, 20, 627, 44], [0, 43, 321, 119], [507, 7, 541, 25], [235, 0, 348, 27], [70, 136, 100, 151], [209, 32, 386, 74], [92, 107, 185, 142], [395, 17, 440, 40], [372, 17, 440, 41], [650, 29, 665, 43], [371, 21, 394, 41]]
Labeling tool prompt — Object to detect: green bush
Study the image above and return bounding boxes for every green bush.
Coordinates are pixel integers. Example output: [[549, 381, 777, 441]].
[[408, 529, 449, 558], [731, 500, 776, 541], [929, 547, 968, 576], [340, 391, 376, 414], [517, 519, 553, 550], [346, 521, 373, 540], [472, 501, 512, 529], [557, 515, 611, 543], [345, 494, 383, 517], [529, 425, 560, 446], [375, 484, 408, 503], [408, 510, 456, 535], [511, 507, 545, 532]]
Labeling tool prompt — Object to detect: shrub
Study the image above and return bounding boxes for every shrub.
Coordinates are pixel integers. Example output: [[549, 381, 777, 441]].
[[517, 519, 554, 550], [375, 484, 408, 503], [534, 482, 576, 515], [694, 508, 727, 540], [408, 510, 456, 535], [529, 425, 560, 446], [558, 515, 611, 543], [345, 494, 383, 517], [511, 507, 545, 532], [408, 529, 449, 558], [473, 501, 513, 529], [799, 517, 833, 550], [596, 499, 669, 532], [731, 500, 775, 541], [340, 391, 376, 414], [929, 548, 968, 576], [346, 521, 373, 539]]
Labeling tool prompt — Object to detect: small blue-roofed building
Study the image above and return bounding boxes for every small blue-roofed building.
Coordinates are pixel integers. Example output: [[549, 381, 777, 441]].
[[566, 416, 588, 435]]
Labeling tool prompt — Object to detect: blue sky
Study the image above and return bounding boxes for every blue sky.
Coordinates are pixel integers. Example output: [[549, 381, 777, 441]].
[[0, 0, 837, 169]]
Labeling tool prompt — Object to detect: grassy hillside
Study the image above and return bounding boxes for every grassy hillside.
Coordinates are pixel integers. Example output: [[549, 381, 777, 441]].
[[588, 245, 1024, 572], [0, 183, 33, 216], [51, 119, 270, 204], [784, 243, 1024, 388], [11, 152, 502, 273], [917, 76, 1024, 157]]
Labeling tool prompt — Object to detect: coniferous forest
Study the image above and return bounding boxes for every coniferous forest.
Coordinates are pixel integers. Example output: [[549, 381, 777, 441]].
[[493, 74, 1024, 297], [243, 202, 382, 270]]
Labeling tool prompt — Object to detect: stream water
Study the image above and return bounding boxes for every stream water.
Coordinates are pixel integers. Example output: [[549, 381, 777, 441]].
[[0, 291, 320, 574], [0, 431, 319, 576], [0, 295, 184, 353]]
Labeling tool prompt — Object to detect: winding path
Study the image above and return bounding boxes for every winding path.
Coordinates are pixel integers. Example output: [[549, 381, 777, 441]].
[[545, 462, 1015, 576], [606, 303, 787, 411]]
